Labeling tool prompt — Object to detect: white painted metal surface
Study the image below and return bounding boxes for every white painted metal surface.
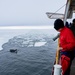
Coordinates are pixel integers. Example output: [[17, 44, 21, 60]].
[[54, 64, 62, 75]]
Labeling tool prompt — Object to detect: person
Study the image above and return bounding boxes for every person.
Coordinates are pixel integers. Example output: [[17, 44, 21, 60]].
[[65, 21, 70, 28], [53, 21, 72, 41], [54, 19, 75, 75], [70, 19, 75, 36]]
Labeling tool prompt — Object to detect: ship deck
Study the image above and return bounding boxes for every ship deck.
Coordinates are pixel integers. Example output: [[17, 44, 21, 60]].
[[70, 58, 75, 75]]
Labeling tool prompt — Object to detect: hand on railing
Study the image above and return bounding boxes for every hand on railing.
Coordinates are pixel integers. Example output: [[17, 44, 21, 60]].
[[58, 47, 63, 51]]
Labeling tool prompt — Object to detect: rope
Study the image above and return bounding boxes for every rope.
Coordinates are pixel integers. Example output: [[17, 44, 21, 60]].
[[49, 4, 66, 18]]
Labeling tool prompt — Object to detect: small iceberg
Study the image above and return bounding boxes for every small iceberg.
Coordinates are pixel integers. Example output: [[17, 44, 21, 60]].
[[34, 42, 46, 47]]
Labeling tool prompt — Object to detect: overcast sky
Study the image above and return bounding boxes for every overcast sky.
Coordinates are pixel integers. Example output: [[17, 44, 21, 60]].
[[0, 0, 67, 26]]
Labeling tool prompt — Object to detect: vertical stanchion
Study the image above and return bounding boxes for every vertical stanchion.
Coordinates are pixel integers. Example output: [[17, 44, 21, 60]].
[[54, 39, 62, 75], [54, 65, 62, 75]]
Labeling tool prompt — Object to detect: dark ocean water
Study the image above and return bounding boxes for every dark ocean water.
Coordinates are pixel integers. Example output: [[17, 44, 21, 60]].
[[0, 30, 58, 75]]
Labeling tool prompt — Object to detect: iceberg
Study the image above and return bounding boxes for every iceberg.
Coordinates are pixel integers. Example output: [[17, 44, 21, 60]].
[[34, 42, 46, 47]]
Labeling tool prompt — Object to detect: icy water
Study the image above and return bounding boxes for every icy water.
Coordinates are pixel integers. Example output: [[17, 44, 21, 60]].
[[0, 29, 58, 75]]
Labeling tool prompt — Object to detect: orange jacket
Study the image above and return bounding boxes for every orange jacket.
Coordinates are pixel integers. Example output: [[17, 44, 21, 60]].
[[59, 27, 75, 51]]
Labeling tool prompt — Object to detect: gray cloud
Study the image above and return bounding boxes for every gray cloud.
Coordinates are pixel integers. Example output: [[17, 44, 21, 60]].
[[0, 0, 66, 26]]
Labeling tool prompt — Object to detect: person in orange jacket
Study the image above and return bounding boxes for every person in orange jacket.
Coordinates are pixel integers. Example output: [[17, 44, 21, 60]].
[[54, 19, 75, 75]]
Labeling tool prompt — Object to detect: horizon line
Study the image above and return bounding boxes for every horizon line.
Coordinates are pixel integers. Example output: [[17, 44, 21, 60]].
[[0, 26, 54, 29]]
